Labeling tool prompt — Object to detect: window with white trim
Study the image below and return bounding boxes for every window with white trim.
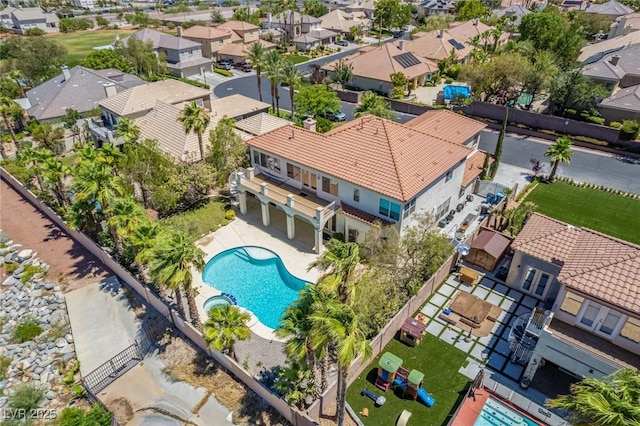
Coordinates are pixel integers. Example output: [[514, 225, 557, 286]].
[[379, 198, 400, 221], [445, 169, 453, 182], [559, 292, 584, 316], [520, 267, 552, 298], [353, 188, 360, 202], [403, 198, 416, 218], [287, 163, 301, 181], [435, 198, 451, 219], [259, 152, 280, 172]]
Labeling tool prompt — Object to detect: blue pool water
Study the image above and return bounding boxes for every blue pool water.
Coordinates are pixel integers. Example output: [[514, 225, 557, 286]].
[[443, 85, 471, 101], [473, 397, 540, 426], [202, 246, 310, 329]]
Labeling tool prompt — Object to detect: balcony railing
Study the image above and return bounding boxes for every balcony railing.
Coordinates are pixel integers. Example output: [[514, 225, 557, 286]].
[[507, 309, 554, 365], [86, 119, 123, 145]]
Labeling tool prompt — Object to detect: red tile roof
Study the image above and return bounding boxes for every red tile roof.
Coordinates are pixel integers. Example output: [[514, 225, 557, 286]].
[[462, 150, 491, 188], [513, 214, 640, 313], [407, 110, 487, 145], [342, 203, 392, 225], [247, 115, 471, 201]]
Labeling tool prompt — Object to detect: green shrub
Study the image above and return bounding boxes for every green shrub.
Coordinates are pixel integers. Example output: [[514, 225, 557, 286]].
[[214, 68, 233, 77], [0, 356, 11, 380], [586, 116, 605, 125], [424, 81, 434, 87], [565, 108, 577, 117], [5, 262, 17, 273], [21, 265, 44, 283], [445, 77, 453, 84], [331, 233, 344, 242], [225, 210, 236, 220], [315, 117, 333, 133], [8, 385, 45, 414], [25, 28, 45, 36], [609, 121, 622, 129], [620, 120, 640, 140], [12, 317, 43, 343], [59, 404, 112, 426]]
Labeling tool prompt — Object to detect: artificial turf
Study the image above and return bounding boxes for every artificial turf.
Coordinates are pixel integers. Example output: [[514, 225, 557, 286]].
[[49, 29, 136, 64], [524, 181, 640, 245], [347, 333, 471, 426]]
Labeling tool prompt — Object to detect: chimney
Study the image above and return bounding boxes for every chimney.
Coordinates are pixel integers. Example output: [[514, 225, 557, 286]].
[[473, 18, 479, 26], [610, 55, 620, 66], [399, 39, 405, 50], [61, 65, 71, 82], [103, 83, 117, 98], [439, 28, 444, 38], [176, 26, 183, 37], [303, 117, 316, 132]]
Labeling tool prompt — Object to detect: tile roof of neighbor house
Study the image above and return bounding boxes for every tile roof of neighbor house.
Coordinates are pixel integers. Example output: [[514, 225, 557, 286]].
[[210, 94, 270, 119], [25, 66, 145, 121], [406, 110, 487, 145], [247, 115, 471, 201], [271, 11, 321, 25], [217, 20, 260, 32], [181, 25, 233, 40], [293, 34, 320, 43], [319, 9, 370, 33], [99, 80, 210, 116], [600, 84, 640, 111], [217, 39, 276, 56], [11, 7, 56, 21], [471, 229, 511, 259], [582, 44, 640, 81], [234, 112, 291, 136], [448, 19, 509, 44], [578, 31, 640, 63], [322, 43, 438, 82], [585, 0, 633, 16], [122, 28, 201, 51], [342, 202, 393, 225], [493, 4, 531, 26], [461, 150, 491, 187], [512, 214, 640, 313], [307, 28, 340, 40], [345, 0, 376, 11], [406, 30, 474, 61]]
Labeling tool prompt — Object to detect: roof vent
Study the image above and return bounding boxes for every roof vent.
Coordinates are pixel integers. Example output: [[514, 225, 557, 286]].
[[289, 128, 295, 139], [609, 55, 620, 66], [567, 224, 575, 230]]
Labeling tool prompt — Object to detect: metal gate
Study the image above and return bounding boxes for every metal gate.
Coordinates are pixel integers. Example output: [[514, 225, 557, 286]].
[[82, 343, 144, 394]]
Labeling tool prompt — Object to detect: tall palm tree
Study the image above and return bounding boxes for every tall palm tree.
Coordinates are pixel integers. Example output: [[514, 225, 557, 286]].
[[263, 50, 284, 116], [308, 239, 361, 305], [281, 61, 301, 118], [105, 197, 147, 259], [311, 300, 372, 426], [178, 100, 210, 162], [18, 147, 52, 192], [203, 304, 251, 361], [41, 156, 70, 209], [547, 369, 640, 426], [115, 117, 140, 145], [0, 97, 22, 150], [246, 41, 265, 102], [544, 137, 573, 182], [129, 219, 160, 266], [73, 161, 124, 214], [144, 229, 205, 328]]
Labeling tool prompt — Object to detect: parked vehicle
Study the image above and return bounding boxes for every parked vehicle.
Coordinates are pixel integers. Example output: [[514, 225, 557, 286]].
[[322, 110, 346, 121], [217, 62, 232, 70], [241, 63, 253, 72], [393, 31, 405, 38], [335, 40, 349, 47]]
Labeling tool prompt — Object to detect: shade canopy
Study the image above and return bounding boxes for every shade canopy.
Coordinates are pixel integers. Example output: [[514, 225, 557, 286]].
[[408, 369, 424, 385], [378, 352, 403, 373]]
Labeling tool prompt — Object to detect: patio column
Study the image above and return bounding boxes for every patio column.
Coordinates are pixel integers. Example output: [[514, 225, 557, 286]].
[[239, 192, 247, 215], [260, 201, 270, 227], [286, 214, 295, 240], [314, 226, 323, 254]]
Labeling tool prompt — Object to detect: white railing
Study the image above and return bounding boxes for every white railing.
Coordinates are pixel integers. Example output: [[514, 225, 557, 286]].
[[526, 309, 553, 337]]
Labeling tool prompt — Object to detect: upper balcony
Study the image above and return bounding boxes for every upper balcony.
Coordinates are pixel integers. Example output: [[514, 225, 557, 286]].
[[86, 118, 123, 146]]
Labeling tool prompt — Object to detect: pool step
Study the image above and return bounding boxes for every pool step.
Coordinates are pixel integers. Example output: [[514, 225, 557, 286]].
[[481, 399, 529, 426]]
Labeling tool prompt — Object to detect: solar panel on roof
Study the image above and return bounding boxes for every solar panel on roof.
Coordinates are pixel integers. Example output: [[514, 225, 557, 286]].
[[448, 39, 465, 50], [394, 52, 421, 68]]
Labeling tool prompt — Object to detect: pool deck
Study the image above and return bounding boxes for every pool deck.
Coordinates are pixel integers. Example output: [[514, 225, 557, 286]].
[[193, 211, 321, 342]]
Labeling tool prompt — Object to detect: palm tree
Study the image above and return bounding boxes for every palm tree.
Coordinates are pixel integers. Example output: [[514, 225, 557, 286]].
[[246, 41, 265, 102], [105, 197, 147, 259], [144, 229, 205, 328], [203, 305, 251, 361], [18, 147, 51, 192], [129, 219, 159, 268], [9, 70, 25, 98], [353, 91, 395, 120], [0, 97, 22, 150], [308, 239, 361, 305], [115, 117, 140, 145], [546, 369, 640, 426], [281, 61, 301, 118], [73, 161, 124, 214], [178, 100, 210, 162], [263, 50, 284, 116], [544, 137, 573, 182], [311, 300, 372, 426], [41, 156, 70, 209]]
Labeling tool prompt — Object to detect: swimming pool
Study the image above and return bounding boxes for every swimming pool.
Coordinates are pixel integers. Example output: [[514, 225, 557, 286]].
[[201, 246, 310, 329], [473, 397, 540, 426]]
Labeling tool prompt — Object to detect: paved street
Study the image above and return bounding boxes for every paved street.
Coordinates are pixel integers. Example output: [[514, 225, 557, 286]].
[[479, 130, 640, 194]]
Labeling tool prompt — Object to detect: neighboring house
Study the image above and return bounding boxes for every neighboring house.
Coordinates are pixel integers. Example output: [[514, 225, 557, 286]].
[[180, 25, 236, 59], [88, 79, 211, 148], [405, 29, 474, 62], [344, 0, 376, 19], [216, 39, 277, 63], [233, 112, 291, 137], [121, 28, 212, 78], [319, 9, 370, 36], [578, 31, 640, 63], [585, 0, 633, 18], [293, 29, 339, 50], [493, 4, 531, 27], [418, 0, 456, 16], [23, 65, 144, 122], [264, 11, 322, 38], [293, 34, 322, 51], [448, 19, 510, 49], [321, 42, 438, 96], [236, 113, 482, 253], [260, 27, 286, 42], [608, 12, 640, 39], [71, 0, 95, 9], [3, 6, 59, 34], [217, 20, 260, 44], [502, 214, 640, 386], [581, 44, 640, 120], [209, 94, 270, 121]]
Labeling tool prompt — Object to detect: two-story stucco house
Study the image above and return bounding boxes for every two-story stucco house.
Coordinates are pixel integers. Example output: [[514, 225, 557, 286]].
[[121, 28, 212, 78], [234, 113, 490, 253], [3, 6, 59, 34], [217, 20, 260, 44], [180, 25, 237, 59], [503, 214, 640, 386]]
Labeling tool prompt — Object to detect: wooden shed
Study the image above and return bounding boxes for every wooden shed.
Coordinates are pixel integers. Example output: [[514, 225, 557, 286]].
[[467, 229, 512, 272]]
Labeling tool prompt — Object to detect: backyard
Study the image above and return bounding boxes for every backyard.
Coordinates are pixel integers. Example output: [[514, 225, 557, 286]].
[[285, 54, 310, 65], [49, 29, 136, 64], [524, 181, 640, 245], [347, 333, 470, 426], [160, 198, 230, 241]]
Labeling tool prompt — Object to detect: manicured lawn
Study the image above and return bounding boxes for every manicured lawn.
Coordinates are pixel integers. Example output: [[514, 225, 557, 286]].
[[285, 54, 310, 65], [524, 181, 640, 245], [49, 29, 136, 64], [160, 198, 230, 241], [347, 333, 470, 426]]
